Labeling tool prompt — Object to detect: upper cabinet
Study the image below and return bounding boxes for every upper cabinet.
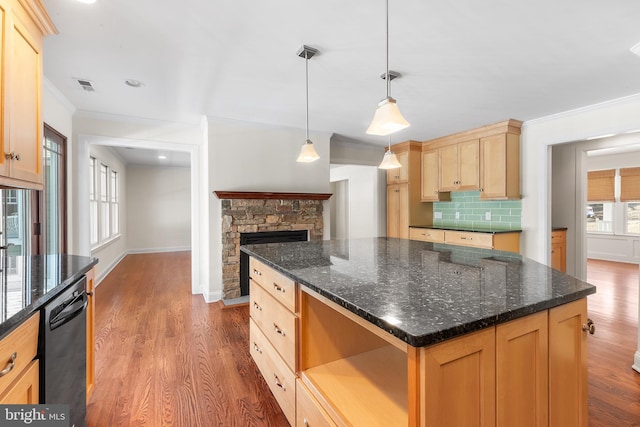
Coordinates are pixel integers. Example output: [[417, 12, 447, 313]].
[[421, 147, 450, 202], [386, 149, 409, 184], [0, 0, 56, 190], [423, 119, 522, 201], [438, 139, 479, 192]]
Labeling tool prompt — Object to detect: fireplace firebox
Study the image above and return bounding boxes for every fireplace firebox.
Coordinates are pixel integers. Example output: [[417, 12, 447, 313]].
[[239, 230, 308, 296]]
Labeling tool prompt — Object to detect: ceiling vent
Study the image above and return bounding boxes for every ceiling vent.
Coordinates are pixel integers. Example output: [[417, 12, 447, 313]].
[[75, 78, 95, 92]]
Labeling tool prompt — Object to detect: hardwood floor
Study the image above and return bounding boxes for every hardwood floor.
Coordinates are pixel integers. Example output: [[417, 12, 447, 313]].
[[587, 259, 640, 426], [88, 253, 640, 426], [86, 252, 287, 427]]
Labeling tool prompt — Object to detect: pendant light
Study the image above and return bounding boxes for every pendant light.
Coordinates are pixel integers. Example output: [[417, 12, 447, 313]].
[[378, 135, 402, 169], [366, 0, 410, 136], [296, 45, 320, 163]]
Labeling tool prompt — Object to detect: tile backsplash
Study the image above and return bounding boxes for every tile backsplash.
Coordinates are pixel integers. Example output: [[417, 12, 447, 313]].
[[433, 191, 521, 230]]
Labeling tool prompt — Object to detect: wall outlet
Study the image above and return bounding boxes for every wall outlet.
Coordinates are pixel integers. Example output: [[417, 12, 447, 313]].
[[455, 212, 460, 220], [434, 212, 442, 219], [485, 212, 491, 221]]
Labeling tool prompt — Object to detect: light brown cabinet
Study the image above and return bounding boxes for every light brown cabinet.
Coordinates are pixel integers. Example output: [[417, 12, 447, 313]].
[[0, 312, 39, 403], [386, 141, 432, 238], [422, 120, 522, 201], [420, 148, 450, 202], [549, 299, 589, 427], [86, 268, 96, 401], [551, 229, 567, 273], [249, 257, 298, 426], [479, 133, 520, 200], [438, 139, 480, 192], [409, 227, 520, 253], [0, 0, 55, 189]]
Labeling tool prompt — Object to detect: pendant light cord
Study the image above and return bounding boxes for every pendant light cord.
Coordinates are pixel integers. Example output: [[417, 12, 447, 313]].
[[305, 51, 310, 142], [385, 0, 390, 99]]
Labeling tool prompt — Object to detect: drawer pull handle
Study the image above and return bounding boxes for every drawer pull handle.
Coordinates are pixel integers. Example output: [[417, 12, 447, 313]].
[[461, 237, 472, 240], [273, 323, 286, 337], [0, 352, 16, 377], [253, 302, 262, 311], [274, 374, 286, 391], [253, 269, 262, 276], [303, 418, 309, 427], [582, 318, 596, 335], [273, 283, 285, 293], [253, 342, 262, 354]]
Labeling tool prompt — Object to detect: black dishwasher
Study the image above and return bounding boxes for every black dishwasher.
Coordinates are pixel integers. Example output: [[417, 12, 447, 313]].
[[40, 276, 88, 427]]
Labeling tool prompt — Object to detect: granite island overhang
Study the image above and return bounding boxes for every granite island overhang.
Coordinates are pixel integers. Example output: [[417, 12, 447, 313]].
[[242, 237, 597, 426]]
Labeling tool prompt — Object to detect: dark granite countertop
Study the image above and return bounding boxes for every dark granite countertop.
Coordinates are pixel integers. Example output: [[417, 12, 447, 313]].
[[241, 238, 595, 348], [0, 254, 98, 338], [411, 225, 522, 234]]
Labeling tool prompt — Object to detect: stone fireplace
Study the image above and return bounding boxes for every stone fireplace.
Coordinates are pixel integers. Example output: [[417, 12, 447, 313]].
[[215, 191, 331, 300]]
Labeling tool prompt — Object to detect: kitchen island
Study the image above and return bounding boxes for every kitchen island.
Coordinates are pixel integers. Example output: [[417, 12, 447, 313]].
[[242, 238, 596, 427]]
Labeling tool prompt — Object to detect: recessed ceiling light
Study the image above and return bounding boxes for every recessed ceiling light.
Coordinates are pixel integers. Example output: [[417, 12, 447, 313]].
[[77, 0, 97, 4], [158, 155, 167, 160], [125, 79, 143, 88]]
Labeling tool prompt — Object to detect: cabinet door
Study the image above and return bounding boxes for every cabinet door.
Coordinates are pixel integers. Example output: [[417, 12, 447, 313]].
[[421, 328, 496, 427], [0, 1, 8, 178], [386, 149, 409, 184], [438, 145, 459, 192], [8, 11, 43, 184], [496, 312, 548, 427], [549, 299, 588, 427], [458, 139, 479, 190], [421, 149, 440, 201], [387, 184, 409, 239], [0, 360, 38, 404]]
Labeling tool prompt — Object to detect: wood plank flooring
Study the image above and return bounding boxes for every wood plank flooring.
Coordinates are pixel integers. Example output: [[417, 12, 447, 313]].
[[86, 252, 287, 427], [88, 253, 640, 426], [586, 259, 640, 427]]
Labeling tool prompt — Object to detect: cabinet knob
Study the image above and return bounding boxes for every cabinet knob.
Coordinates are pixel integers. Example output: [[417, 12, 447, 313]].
[[303, 418, 309, 427], [582, 318, 596, 335], [4, 152, 19, 161]]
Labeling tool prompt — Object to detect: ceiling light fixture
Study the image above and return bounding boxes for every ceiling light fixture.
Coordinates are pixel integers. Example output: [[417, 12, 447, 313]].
[[158, 155, 167, 160], [76, 0, 97, 4], [125, 79, 143, 88], [366, 0, 410, 136], [296, 45, 320, 163], [630, 41, 640, 57], [378, 135, 402, 169]]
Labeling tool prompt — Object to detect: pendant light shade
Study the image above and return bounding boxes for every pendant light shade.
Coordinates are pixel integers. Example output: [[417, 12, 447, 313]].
[[296, 45, 320, 163], [297, 140, 320, 162], [366, 0, 410, 136], [366, 97, 410, 136], [379, 136, 402, 169]]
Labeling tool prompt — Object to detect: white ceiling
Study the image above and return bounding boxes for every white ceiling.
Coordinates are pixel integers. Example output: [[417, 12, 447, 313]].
[[42, 0, 640, 152], [108, 146, 191, 167]]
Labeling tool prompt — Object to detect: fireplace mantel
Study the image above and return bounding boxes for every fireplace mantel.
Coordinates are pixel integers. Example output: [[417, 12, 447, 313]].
[[214, 191, 332, 201]]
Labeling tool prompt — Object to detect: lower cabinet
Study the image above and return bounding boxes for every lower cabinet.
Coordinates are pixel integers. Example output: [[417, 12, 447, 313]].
[[551, 229, 567, 273], [249, 255, 589, 426], [0, 312, 39, 404]]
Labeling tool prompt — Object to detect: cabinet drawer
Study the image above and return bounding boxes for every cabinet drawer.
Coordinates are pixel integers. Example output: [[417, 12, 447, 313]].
[[0, 360, 39, 404], [296, 379, 337, 427], [250, 319, 296, 426], [250, 257, 296, 312], [0, 313, 39, 394], [445, 231, 493, 249], [250, 280, 297, 371], [551, 231, 566, 244], [409, 227, 445, 243]]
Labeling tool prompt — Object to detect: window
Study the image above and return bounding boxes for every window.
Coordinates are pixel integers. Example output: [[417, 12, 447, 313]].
[[38, 125, 67, 255], [586, 202, 613, 233], [626, 202, 640, 234], [89, 157, 98, 245], [587, 167, 640, 235], [110, 170, 119, 235], [90, 157, 120, 247]]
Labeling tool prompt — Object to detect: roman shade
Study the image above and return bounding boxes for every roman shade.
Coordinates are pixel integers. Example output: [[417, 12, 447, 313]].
[[587, 169, 615, 202], [620, 167, 640, 202]]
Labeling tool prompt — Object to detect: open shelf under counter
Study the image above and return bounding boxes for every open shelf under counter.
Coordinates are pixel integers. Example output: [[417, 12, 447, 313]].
[[301, 345, 408, 427], [300, 286, 409, 426]]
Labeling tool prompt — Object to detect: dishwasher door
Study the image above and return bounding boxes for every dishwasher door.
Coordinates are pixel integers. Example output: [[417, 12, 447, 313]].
[[41, 276, 87, 427]]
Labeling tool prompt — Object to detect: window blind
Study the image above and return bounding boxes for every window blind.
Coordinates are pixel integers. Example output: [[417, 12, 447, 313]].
[[587, 169, 615, 202], [620, 167, 640, 202]]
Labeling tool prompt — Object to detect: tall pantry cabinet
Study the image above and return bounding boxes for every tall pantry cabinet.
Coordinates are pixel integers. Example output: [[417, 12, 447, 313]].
[[386, 141, 432, 238]]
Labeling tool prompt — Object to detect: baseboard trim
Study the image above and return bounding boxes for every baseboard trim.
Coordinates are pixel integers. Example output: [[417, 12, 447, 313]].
[[127, 246, 191, 254]]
